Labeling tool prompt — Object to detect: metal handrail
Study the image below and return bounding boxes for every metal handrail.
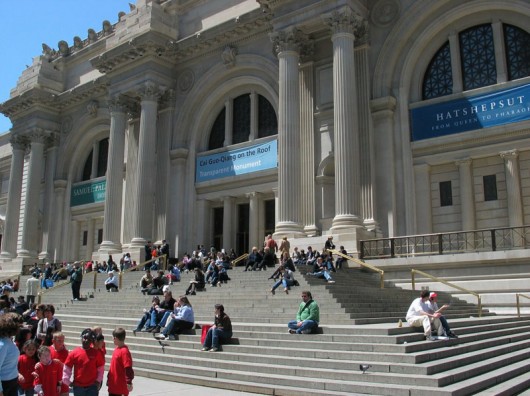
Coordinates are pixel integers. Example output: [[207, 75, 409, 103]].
[[37, 262, 87, 304], [411, 269, 482, 317], [328, 249, 385, 289], [516, 293, 530, 318], [231, 253, 249, 267]]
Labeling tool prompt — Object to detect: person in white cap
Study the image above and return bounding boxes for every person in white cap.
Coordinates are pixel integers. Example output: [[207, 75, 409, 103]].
[[105, 271, 119, 292], [406, 290, 445, 341]]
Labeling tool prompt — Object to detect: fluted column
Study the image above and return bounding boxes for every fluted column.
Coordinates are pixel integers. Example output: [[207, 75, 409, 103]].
[[155, 90, 175, 243], [456, 159, 476, 231], [270, 27, 306, 237], [130, 82, 163, 248], [123, 108, 140, 243], [0, 136, 27, 258], [70, 220, 80, 260], [249, 91, 258, 141], [52, 180, 67, 261], [87, 218, 96, 260], [500, 150, 524, 228], [39, 134, 59, 259], [223, 196, 235, 251], [414, 164, 432, 234], [325, 8, 364, 230], [100, 97, 127, 253], [18, 130, 47, 258], [299, 61, 318, 236], [371, 96, 397, 237], [248, 192, 259, 250], [169, 148, 188, 258]]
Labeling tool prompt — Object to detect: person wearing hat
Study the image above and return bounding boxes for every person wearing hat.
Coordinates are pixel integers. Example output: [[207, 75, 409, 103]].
[[105, 271, 119, 292], [62, 328, 105, 395], [406, 290, 445, 341], [427, 292, 458, 338]]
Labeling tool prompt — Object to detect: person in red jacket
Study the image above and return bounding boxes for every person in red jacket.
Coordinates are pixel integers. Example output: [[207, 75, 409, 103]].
[[50, 333, 69, 396], [33, 346, 62, 396], [17, 340, 38, 396], [61, 329, 105, 396], [107, 328, 134, 396]]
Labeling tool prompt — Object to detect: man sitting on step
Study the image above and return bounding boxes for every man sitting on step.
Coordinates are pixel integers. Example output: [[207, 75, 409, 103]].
[[406, 290, 446, 341], [287, 291, 320, 334], [426, 292, 458, 338], [309, 257, 335, 284]]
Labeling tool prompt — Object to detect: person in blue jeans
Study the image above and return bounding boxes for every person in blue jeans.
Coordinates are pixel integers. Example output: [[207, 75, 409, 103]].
[[269, 266, 295, 295], [310, 257, 336, 284], [201, 304, 232, 352], [132, 296, 160, 335], [288, 291, 320, 334]]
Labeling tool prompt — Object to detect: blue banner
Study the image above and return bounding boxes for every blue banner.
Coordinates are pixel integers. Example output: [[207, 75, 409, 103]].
[[71, 179, 106, 207], [411, 83, 530, 141], [196, 139, 277, 182]]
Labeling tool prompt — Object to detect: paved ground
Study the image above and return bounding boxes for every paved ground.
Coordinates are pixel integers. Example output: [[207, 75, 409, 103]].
[[129, 375, 262, 396]]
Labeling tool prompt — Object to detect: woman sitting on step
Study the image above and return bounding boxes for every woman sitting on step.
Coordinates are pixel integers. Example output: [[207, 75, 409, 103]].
[[155, 296, 195, 340], [201, 304, 232, 352], [185, 268, 205, 295]]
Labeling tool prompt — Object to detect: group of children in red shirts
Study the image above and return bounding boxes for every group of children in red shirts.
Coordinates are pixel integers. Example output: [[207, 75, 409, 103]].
[[17, 326, 134, 396]]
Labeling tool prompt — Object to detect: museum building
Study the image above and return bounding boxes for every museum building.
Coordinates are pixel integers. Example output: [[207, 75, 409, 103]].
[[0, 0, 530, 268]]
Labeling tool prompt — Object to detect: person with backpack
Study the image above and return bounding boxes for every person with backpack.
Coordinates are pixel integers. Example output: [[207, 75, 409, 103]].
[[287, 291, 319, 334]]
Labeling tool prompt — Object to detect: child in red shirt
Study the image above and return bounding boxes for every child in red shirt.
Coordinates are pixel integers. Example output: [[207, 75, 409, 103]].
[[18, 340, 38, 396], [50, 333, 69, 396], [107, 328, 134, 396], [62, 329, 105, 394], [33, 346, 62, 396]]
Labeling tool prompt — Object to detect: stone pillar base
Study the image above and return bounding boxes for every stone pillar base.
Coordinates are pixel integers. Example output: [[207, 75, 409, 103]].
[[274, 221, 305, 239], [98, 242, 123, 256], [331, 214, 363, 231], [16, 249, 38, 259], [303, 225, 320, 237], [129, 237, 147, 250]]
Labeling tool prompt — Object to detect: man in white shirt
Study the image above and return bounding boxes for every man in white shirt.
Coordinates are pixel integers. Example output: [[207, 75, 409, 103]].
[[426, 292, 458, 338], [406, 290, 445, 341]]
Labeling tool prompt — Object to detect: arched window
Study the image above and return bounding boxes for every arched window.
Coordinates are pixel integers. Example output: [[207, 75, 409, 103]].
[[422, 23, 530, 100], [81, 138, 109, 181], [207, 93, 277, 150]]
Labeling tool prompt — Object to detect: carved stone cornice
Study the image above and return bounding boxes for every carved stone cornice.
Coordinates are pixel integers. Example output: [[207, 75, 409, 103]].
[[270, 27, 309, 56], [323, 8, 364, 37]]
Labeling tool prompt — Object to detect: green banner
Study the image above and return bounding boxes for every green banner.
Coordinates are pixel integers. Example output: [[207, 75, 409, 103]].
[[71, 179, 106, 207]]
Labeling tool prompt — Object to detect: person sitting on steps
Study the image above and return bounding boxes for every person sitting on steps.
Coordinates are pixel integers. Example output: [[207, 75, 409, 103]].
[[287, 291, 319, 334], [244, 247, 263, 271], [269, 265, 295, 295], [406, 289, 446, 341], [185, 268, 205, 295], [426, 292, 458, 338]]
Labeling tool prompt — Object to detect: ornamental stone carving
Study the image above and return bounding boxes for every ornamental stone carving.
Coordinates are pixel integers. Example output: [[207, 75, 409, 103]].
[[103, 20, 113, 36], [87, 100, 99, 117], [61, 116, 73, 135], [323, 8, 364, 36], [137, 81, 164, 102], [221, 45, 237, 68], [270, 27, 308, 56], [27, 128, 49, 145], [371, 0, 400, 28], [108, 96, 128, 114], [178, 69, 195, 93], [73, 36, 83, 50], [10, 135, 28, 151], [88, 29, 98, 44], [58, 40, 70, 57]]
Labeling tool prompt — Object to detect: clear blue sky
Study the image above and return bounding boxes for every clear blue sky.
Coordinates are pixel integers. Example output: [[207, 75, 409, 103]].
[[0, 1, 131, 134]]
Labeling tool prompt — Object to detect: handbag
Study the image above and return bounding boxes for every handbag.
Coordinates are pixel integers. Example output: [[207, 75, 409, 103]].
[[201, 324, 213, 344]]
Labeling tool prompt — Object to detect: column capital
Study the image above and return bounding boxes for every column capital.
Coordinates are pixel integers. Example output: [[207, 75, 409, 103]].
[[27, 128, 49, 145], [500, 149, 518, 160], [323, 7, 364, 37], [9, 135, 28, 151], [108, 95, 129, 114], [455, 158, 472, 167], [246, 191, 260, 200], [270, 27, 311, 57], [159, 89, 176, 111], [136, 81, 165, 102]]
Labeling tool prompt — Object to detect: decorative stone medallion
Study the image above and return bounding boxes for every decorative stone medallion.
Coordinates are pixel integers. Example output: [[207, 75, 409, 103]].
[[178, 69, 195, 93], [371, 0, 400, 28]]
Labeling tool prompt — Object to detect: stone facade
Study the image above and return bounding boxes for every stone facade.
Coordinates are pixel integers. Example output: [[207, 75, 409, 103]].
[[0, 0, 529, 265]]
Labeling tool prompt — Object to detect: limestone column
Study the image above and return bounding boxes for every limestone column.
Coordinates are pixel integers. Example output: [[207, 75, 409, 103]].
[[299, 60, 319, 236], [223, 196, 235, 251], [169, 148, 188, 258], [100, 97, 127, 253], [248, 192, 259, 250], [325, 8, 364, 230], [155, 90, 175, 243], [224, 99, 233, 146], [456, 159, 476, 231], [39, 134, 59, 259], [86, 218, 96, 260], [130, 82, 163, 248], [0, 136, 27, 258], [52, 180, 67, 261], [70, 220, 80, 260], [500, 150, 524, 228], [195, 199, 210, 248], [123, 107, 140, 243], [449, 31, 463, 93], [414, 164, 432, 234], [18, 130, 47, 258], [249, 91, 258, 141], [371, 97, 397, 237], [270, 27, 306, 237], [90, 141, 99, 179]]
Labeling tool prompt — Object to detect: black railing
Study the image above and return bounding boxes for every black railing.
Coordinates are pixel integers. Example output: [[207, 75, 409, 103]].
[[360, 225, 530, 259]]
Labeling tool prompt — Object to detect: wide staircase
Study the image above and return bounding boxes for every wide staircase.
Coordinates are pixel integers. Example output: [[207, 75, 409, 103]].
[[21, 264, 530, 395]]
